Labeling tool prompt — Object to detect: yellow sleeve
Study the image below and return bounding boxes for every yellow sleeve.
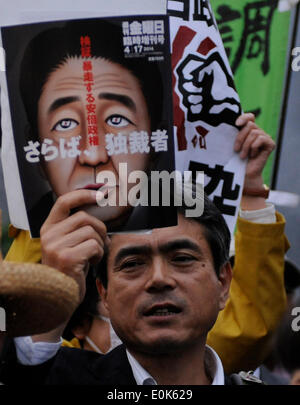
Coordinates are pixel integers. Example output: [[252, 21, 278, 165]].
[[207, 212, 290, 374], [4, 226, 41, 263], [61, 337, 81, 349]]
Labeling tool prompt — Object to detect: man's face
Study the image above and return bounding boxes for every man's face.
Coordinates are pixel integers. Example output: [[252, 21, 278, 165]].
[[100, 214, 231, 354], [37, 57, 151, 224]]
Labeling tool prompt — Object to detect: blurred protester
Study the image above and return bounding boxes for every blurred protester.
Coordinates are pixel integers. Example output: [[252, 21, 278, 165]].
[[62, 269, 121, 354], [248, 258, 300, 384]]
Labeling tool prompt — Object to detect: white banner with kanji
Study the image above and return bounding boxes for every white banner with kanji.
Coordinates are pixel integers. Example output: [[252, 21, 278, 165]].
[[168, 0, 246, 233]]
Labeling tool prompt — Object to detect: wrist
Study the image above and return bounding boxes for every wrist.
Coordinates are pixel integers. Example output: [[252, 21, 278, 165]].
[[243, 175, 264, 190], [241, 177, 269, 210], [240, 195, 267, 210]]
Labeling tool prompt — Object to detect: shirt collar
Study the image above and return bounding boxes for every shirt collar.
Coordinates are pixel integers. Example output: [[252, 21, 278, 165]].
[[126, 350, 157, 385], [126, 345, 224, 385], [204, 345, 225, 385]]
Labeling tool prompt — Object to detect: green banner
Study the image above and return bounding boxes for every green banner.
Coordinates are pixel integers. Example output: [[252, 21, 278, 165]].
[[211, 0, 291, 185]]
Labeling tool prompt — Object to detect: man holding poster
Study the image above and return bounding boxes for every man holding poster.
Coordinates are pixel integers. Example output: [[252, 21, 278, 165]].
[[2, 111, 289, 379], [0, 189, 265, 386], [0, 0, 290, 380]]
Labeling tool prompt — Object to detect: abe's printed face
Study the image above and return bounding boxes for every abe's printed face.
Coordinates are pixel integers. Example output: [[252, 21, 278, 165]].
[[37, 57, 151, 224], [100, 214, 231, 355]]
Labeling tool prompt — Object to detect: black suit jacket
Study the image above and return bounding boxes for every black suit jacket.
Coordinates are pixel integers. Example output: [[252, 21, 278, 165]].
[[0, 339, 240, 385], [0, 340, 136, 385]]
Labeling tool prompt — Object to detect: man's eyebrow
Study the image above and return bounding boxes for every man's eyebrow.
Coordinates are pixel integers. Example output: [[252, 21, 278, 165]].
[[114, 245, 152, 265], [48, 96, 80, 113], [98, 92, 136, 111], [159, 239, 204, 256], [113, 239, 204, 265]]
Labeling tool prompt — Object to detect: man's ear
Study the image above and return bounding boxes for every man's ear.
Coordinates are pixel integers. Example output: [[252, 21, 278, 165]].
[[218, 261, 232, 311], [96, 279, 109, 312]]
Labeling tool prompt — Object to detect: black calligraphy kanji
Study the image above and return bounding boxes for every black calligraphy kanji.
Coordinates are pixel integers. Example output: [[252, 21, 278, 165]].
[[176, 51, 241, 127], [231, 1, 277, 75], [193, 0, 216, 27], [189, 161, 240, 216], [167, 0, 190, 21], [246, 108, 262, 119], [167, 0, 216, 26], [216, 5, 241, 59]]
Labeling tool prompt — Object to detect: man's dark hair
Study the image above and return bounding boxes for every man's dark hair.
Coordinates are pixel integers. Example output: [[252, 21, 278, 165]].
[[96, 191, 231, 288], [19, 19, 165, 142]]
